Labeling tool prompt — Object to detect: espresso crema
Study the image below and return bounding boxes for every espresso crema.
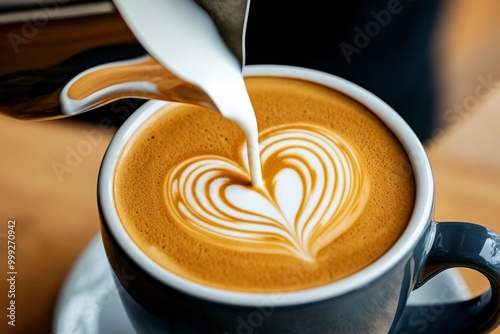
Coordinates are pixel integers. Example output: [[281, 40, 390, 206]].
[[114, 77, 415, 292]]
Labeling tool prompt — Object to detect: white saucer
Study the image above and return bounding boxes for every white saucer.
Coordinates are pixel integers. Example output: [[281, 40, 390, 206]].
[[52, 235, 471, 334]]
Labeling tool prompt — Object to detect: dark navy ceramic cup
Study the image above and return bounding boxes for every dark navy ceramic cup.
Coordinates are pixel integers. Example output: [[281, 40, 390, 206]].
[[98, 65, 500, 333]]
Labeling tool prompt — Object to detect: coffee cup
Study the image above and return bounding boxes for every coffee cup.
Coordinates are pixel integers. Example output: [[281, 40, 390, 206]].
[[98, 65, 500, 333]]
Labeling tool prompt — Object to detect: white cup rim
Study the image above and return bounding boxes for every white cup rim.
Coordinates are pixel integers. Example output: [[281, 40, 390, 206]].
[[98, 64, 434, 306]]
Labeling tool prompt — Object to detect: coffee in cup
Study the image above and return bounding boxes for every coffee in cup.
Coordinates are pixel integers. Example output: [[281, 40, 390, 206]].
[[112, 76, 415, 293]]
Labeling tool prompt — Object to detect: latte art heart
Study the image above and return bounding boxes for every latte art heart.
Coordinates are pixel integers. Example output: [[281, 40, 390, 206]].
[[164, 124, 370, 262]]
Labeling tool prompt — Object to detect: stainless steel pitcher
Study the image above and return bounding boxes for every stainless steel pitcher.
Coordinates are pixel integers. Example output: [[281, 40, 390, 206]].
[[0, 0, 249, 120]]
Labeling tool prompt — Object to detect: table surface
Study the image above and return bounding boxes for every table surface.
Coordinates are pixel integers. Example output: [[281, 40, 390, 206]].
[[1, 1, 500, 333]]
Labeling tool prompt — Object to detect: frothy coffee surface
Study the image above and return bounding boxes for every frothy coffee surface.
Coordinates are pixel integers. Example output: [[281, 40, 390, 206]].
[[114, 77, 415, 292], [165, 122, 369, 263]]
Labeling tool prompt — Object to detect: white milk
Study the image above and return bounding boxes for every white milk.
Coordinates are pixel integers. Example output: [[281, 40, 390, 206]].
[[113, 0, 263, 187]]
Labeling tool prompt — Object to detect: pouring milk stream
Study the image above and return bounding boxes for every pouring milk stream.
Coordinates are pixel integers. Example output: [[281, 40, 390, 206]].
[[112, 0, 263, 187]]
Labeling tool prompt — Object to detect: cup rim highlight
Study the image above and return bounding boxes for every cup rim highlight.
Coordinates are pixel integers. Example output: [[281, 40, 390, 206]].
[[98, 64, 434, 307]]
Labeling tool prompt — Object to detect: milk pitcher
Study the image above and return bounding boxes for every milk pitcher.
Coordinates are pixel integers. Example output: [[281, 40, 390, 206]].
[[0, 0, 249, 120]]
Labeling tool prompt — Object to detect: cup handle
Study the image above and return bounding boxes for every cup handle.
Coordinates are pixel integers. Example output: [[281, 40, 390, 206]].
[[393, 221, 500, 334]]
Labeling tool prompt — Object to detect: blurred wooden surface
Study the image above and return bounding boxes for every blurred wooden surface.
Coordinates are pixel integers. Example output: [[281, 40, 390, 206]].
[[433, 6, 500, 334], [427, 86, 500, 294], [1, 0, 500, 333], [0, 117, 112, 334]]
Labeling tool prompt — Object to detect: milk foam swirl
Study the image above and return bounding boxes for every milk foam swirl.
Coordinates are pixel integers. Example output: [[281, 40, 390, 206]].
[[164, 124, 369, 261]]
